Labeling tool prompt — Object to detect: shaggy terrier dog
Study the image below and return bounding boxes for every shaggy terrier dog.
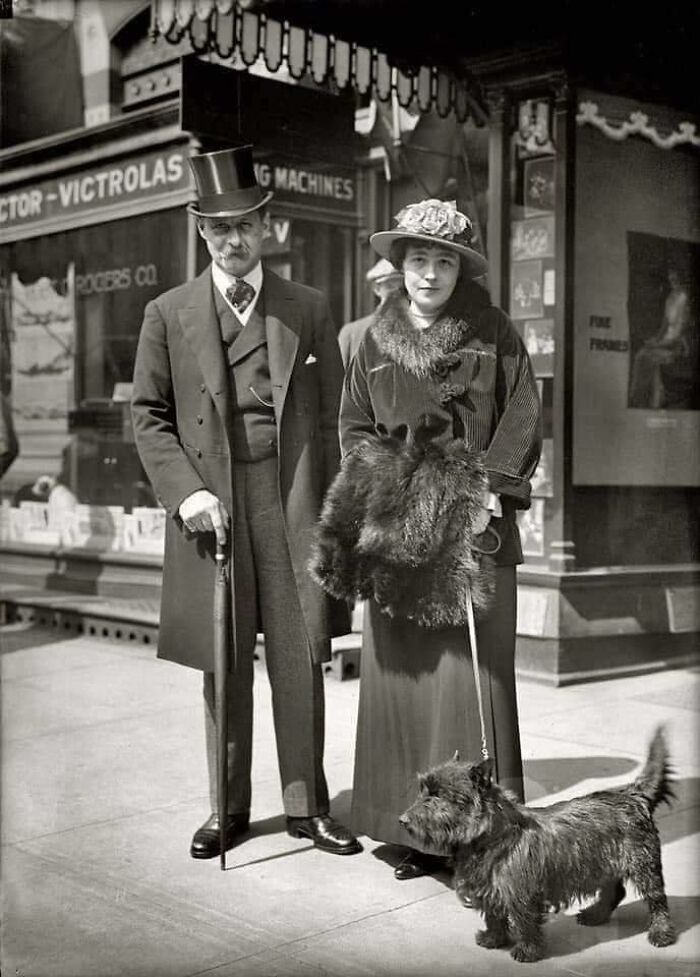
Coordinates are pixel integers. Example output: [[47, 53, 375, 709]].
[[400, 728, 676, 962]]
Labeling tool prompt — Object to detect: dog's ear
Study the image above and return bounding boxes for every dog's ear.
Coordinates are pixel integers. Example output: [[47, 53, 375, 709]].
[[477, 758, 494, 785], [470, 758, 493, 788], [452, 750, 460, 762]]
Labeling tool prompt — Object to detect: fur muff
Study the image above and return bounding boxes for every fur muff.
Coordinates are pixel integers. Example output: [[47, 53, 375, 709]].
[[310, 415, 495, 628]]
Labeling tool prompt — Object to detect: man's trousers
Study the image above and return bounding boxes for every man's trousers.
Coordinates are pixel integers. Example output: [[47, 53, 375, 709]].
[[203, 456, 330, 818]]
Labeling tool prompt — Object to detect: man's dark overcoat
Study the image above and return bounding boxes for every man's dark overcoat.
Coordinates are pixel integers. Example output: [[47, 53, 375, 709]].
[[131, 266, 350, 672]]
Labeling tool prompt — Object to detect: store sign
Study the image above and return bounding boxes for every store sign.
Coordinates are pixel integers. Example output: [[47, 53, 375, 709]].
[[0, 148, 189, 232], [254, 159, 355, 211]]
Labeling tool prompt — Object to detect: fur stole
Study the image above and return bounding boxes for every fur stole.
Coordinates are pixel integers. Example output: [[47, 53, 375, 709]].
[[310, 416, 495, 629], [370, 293, 475, 404]]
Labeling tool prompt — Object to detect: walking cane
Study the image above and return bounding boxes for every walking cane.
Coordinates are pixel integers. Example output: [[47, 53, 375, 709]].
[[214, 536, 232, 870]]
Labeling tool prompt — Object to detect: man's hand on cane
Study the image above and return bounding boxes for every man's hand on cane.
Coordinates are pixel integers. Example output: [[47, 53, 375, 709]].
[[179, 490, 229, 546]]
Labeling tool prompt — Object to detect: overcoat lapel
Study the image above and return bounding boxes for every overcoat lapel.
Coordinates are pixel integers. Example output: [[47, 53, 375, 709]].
[[263, 270, 301, 426], [177, 268, 231, 425]]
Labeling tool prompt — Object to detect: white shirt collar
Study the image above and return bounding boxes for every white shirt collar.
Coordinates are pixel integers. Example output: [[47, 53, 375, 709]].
[[211, 261, 263, 325]]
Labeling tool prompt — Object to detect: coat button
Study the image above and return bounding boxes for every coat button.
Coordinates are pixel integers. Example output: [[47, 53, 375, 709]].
[[200, 383, 206, 393], [197, 416, 203, 425], [196, 449, 202, 458]]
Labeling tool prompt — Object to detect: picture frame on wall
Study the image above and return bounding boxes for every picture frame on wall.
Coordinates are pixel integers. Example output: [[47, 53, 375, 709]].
[[523, 319, 555, 376], [519, 498, 545, 557], [511, 216, 555, 261], [627, 230, 700, 412], [523, 156, 555, 216], [511, 260, 544, 319]]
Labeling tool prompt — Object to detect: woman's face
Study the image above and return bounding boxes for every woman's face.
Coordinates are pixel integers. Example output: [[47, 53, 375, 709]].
[[403, 243, 460, 315]]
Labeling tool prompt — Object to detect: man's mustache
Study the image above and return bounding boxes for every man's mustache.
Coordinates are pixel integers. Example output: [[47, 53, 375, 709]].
[[219, 248, 248, 259]]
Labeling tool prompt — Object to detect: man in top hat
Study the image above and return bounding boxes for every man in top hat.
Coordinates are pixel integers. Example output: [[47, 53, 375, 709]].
[[337, 258, 403, 369], [131, 145, 361, 860]]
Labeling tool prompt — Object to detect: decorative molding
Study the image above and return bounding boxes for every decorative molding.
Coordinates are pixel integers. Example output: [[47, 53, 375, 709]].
[[576, 101, 700, 150]]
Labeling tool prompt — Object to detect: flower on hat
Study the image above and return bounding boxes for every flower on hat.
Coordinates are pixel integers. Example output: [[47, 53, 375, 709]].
[[394, 199, 473, 244]]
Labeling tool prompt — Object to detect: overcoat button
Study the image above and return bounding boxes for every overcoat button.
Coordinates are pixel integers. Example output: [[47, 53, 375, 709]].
[[196, 449, 202, 458], [200, 383, 206, 392], [197, 416, 203, 424]]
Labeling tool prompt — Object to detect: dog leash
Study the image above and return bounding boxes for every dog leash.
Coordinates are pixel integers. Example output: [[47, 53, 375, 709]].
[[465, 581, 490, 763]]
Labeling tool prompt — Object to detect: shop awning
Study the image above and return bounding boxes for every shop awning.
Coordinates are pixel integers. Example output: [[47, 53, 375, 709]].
[[148, 0, 489, 124]]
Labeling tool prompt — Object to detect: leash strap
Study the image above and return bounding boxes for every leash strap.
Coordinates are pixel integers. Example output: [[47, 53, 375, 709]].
[[465, 582, 490, 762]]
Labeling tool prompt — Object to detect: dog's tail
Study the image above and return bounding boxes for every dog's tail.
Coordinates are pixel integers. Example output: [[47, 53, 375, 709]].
[[634, 725, 674, 811]]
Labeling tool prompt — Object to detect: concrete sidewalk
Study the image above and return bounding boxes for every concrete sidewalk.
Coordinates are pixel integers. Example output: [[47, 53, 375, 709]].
[[1, 620, 698, 977]]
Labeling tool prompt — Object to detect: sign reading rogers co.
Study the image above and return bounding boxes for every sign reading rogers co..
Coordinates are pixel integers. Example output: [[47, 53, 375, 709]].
[[0, 148, 189, 230]]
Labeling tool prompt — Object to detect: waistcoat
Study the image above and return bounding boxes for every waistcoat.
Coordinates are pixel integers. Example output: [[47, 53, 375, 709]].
[[214, 285, 277, 461]]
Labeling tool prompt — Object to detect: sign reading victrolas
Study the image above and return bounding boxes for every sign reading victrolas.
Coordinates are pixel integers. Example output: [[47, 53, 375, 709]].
[[0, 148, 358, 236], [0, 149, 189, 230]]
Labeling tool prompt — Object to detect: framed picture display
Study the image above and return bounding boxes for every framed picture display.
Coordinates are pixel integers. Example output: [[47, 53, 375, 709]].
[[523, 319, 555, 376], [510, 260, 544, 319], [519, 499, 545, 557], [511, 216, 555, 261], [523, 156, 555, 215]]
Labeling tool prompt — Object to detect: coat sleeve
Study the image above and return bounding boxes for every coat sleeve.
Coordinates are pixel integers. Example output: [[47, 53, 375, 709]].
[[339, 340, 377, 457], [482, 309, 542, 508], [312, 294, 345, 492], [131, 299, 206, 517]]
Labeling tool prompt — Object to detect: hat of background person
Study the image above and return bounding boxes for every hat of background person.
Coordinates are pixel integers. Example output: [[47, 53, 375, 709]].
[[366, 257, 404, 285], [187, 145, 273, 219], [370, 199, 487, 278]]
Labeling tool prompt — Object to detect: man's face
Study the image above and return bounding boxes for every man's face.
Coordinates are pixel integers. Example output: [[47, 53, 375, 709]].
[[197, 210, 267, 277], [373, 275, 403, 303]]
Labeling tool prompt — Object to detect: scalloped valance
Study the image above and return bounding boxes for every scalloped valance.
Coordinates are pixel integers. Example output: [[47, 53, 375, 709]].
[[148, 0, 488, 123]]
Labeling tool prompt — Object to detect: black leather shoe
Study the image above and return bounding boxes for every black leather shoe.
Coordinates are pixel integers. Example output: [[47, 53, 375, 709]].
[[394, 850, 445, 880], [190, 812, 250, 859], [286, 815, 362, 855]]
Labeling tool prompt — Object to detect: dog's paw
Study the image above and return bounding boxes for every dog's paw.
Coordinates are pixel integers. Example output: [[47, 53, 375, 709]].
[[476, 928, 508, 950], [510, 942, 544, 963], [648, 920, 677, 947]]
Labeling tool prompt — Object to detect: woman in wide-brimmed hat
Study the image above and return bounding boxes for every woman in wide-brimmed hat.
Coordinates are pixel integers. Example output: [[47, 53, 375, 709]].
[[311, 198, 542, 881]]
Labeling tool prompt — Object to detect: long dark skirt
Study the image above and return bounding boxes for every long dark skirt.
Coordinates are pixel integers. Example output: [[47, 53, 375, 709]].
[[350, 565, 523, 854]]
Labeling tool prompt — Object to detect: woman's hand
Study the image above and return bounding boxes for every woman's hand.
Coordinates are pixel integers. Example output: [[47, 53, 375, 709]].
[[178, 490, 229, 546]]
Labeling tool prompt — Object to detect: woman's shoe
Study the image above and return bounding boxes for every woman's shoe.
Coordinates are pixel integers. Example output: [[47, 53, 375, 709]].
[[394, 850, 445, 880]]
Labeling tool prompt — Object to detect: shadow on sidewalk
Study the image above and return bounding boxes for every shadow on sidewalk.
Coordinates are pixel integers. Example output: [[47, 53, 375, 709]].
[[542, 894, 700, 961], [0, 622, 79, 654], [525, 755, 638, 802]]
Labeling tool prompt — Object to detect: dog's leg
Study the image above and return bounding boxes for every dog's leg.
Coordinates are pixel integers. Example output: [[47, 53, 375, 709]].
[[507, 901, 545, 963], [475, 902, 510, 950], [628, 840, 676, 947], [577, 878, 626, 926]]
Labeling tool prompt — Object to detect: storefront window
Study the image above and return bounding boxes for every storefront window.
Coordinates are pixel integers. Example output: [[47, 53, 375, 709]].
[[507, 97, 558, 564], [0, 208, 187, 550]]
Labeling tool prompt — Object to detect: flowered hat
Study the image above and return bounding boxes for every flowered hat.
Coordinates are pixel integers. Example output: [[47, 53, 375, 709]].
[[370, 199, 487, 278]]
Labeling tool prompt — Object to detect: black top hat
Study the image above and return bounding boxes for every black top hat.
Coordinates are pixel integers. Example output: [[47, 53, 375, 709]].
[[187, 145, 273, 218]]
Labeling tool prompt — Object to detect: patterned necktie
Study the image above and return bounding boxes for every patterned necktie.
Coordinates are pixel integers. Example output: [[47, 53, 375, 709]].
[[226, 279, 256, 314]]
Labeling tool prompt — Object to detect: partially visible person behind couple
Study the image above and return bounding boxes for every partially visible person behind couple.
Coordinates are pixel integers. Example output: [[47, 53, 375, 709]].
[[312, 198, 542, 882], [337, 257, 403, 369], [131, 144, 361, 861]]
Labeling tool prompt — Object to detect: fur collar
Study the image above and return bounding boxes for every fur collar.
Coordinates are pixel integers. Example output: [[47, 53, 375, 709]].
[[370, 292, 474, 379]]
